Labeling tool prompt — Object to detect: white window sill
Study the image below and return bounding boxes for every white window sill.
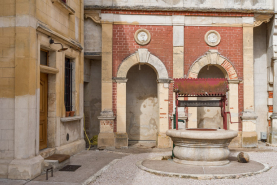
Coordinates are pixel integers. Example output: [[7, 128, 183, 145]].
[[61, 116, 83, 123]]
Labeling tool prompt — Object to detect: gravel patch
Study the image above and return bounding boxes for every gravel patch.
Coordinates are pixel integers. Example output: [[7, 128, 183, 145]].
[[91, 149, 277, 185]]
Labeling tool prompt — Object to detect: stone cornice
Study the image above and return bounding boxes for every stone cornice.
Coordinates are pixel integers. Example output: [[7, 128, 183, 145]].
[[113, 77, 128, 83], [240, 111, 258, 120], [37, 22, 83, 51], [228, 79, 241, 84], [157, 78, 173, 83], [84, 5, 274, 14]]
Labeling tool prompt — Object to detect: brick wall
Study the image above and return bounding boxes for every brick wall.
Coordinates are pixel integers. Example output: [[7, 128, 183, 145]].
[[112, 25, 244, 131], [184, 26, 244, 128], [112, 25, 173, 130]]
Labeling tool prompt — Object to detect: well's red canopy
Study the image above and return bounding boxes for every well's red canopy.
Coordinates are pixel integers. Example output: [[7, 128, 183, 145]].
[[173, 78, 229, 96]]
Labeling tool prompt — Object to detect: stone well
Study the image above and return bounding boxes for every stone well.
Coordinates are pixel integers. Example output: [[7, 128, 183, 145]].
[[166, 129, 238, 166]]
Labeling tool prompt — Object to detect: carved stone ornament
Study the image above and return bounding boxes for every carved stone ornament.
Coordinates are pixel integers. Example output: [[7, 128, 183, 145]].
[[85, 11, 101, 24], [134, 29, 151, 46], [205, 30, 221, 47], [254, 14, 272, 27]]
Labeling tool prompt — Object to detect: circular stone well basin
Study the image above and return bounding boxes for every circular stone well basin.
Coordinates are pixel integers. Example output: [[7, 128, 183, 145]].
[[166, 129, 238, 166]]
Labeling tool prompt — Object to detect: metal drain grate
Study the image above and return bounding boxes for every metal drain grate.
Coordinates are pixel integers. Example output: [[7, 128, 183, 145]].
[[59, 165, 81, 172]]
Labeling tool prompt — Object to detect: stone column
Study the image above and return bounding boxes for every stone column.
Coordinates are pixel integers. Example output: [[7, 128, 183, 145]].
[[115, 78, 128, 149], [97, 20, 115, 148], [157, 79, 172, 148], [270, 59, 277, 143], [241, 25, 258, 147]]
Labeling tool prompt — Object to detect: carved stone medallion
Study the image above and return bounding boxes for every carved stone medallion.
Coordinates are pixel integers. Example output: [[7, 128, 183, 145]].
[[205, 30, 221, 47], [134, 29, 151, 46]]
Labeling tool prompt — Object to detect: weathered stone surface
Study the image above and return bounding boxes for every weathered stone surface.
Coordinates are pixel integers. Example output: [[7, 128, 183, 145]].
[[0, 159, 12, 178], [84, 0, 274, 13], [99, 120, 114, 133], [137, 155, 269, 180], [157, 133, 173, 149], [115, 133, 128, 149], [237, 152, 250, 163], [126, 64, 158, 141], [98, 133, 115, 148], [55, 140, 86, 156], [242, 131, 258, 148], [229, 132, 242, 148], [8, 155, 44, 180]]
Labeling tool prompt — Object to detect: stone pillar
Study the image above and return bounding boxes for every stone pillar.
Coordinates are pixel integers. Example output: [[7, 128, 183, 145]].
[[101, 23, 113, 111], [157, 79, 172, 148], [270, 59, 277, 144], [241, 25, 258, 147], [228, 80, 242, 148], [8, 1, 44, 179], [97, 110, 115, 149], [97, 22, 115, 148], [172, 22, 187, 128], [115, 78, 128, 149], [228, 81, 239, 131]]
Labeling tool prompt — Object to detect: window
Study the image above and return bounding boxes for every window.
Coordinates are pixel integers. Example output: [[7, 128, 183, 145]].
[[65, 58, 72, 111], [40, 49, 49, 66]]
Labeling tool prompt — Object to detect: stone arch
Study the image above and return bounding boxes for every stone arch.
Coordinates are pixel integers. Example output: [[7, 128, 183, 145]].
[[117, 48, 169, 79], [187, 50, 238, 80], [115, 48, 170, 148]]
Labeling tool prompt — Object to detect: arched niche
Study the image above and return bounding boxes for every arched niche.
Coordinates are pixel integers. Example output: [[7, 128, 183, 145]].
[[115, 49, 171, 148], [187, 50, 239, 131]]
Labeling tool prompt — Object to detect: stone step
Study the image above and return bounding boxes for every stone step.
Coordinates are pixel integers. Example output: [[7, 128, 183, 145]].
[[44, 154, 70, 171]]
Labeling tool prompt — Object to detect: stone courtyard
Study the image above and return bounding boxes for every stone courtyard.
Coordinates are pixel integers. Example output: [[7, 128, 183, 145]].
[[0, 143, 277, 185]]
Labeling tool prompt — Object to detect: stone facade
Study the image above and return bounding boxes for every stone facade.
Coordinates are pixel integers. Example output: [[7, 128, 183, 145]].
[[84, 0, 276, 149], [0, 0, 85, 180]]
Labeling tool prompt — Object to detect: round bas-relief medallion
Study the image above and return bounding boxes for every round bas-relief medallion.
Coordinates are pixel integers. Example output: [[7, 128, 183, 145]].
[[205, 30, 221, 47], [134, 29, 151, 46]]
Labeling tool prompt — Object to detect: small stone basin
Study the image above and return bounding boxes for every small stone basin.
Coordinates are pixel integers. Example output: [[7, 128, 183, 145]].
[[166, 129, 238, 166]]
